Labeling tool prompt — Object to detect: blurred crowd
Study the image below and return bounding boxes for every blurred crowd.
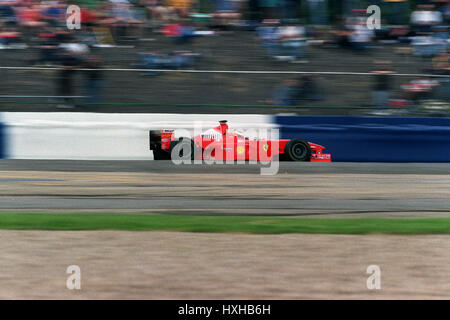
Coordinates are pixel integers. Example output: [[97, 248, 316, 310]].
[[0, 0, 448, 113], [257, 2, 450, 114]]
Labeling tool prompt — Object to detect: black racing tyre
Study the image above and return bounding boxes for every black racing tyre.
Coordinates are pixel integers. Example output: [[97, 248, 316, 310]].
[[153, 148, 171, 160], [284, 139, 311, 161], [169, 137, 196, 161]]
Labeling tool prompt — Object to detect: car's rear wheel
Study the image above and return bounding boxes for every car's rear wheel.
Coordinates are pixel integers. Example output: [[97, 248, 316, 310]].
[[153, 148, 171, 160], [169, 138, 196, 161], [284, 139, 311, 161]]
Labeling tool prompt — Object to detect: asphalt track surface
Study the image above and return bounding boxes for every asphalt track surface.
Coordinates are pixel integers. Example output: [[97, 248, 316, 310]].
[[0, 198, 448, 214], [0, 160, 449, 174], [0, 160, 449, 216]]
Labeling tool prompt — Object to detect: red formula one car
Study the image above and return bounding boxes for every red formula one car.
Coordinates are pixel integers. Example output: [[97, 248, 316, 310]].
[[149, 120, 331, 162]]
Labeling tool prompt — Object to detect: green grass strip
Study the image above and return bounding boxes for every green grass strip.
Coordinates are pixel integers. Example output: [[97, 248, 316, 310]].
[[0, 214, 449, 234]]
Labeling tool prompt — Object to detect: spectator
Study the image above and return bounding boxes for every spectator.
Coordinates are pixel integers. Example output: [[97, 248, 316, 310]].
[[276, 20, 307, 62], [110, 1, 144, 42], [0, 3, 17, 25], [432, 49, 450, 75], [348, 18, 374, 51], [171, 50, 199, 68], [412, 27, 448, 58], [307, 0, 328, 25], [80, 5, 112, 27], [212, 0, 236, 12], [211, 5, 241, 31], [139, 50, 199, 74], [371, 60, 394, 111], [382, 0, 409, 25], [0, 24, 24, 48], [410, 4, 443, 34], [56, 33, 88, 107], [256, 19, 281, 57], [432, 49, 450, 101], [260, 0, 279, 20], [41, 2, 65, 28], [268, 78, 299, 105], [167, 0, 193, 18], [442, 1, 450, 24], [57, 51, 80, 108], [401, 76, 439, 112], [84, 54, 104, 105], [296, 74, 325, 101], [58, 33, 90, 61], [145, 0, 173, 27], [328, 16, 352, 48], [17, 3, 47, 28], [268, 75, 324, 105], [161, 22, 197, 43], [30, 28, 59, 65]]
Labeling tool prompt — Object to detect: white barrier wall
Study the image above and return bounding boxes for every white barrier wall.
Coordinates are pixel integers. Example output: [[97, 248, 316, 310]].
[[2, 113, 274, 160]]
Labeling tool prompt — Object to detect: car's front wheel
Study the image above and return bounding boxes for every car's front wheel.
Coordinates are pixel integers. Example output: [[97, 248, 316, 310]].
[[284, 139, 311, 161]]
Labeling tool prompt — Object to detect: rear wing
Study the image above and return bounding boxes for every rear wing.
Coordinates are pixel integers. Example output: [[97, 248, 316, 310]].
[[149, 130, 161, 150], [149, 130, 174, 150]]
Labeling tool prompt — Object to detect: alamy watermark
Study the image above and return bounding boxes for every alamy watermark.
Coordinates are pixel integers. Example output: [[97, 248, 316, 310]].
[[366, 5, 381, 30], [66, 265, 81, 290], [366, 265, 381, 290], [66, 5, 81, 30], [168, 124, 280, 176]]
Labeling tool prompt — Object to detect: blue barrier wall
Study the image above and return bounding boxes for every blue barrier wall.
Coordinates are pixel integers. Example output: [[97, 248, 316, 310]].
[[275, 116, 450, 162], [0, 122, 4, 159]]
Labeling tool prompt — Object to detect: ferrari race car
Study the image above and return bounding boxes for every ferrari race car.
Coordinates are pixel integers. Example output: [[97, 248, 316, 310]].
[[149, 120, 331, 162]]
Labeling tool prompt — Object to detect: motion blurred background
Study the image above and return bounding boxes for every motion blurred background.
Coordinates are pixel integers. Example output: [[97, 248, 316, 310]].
[[0, 0, 449, 300], [0, 0, 448, 115]]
